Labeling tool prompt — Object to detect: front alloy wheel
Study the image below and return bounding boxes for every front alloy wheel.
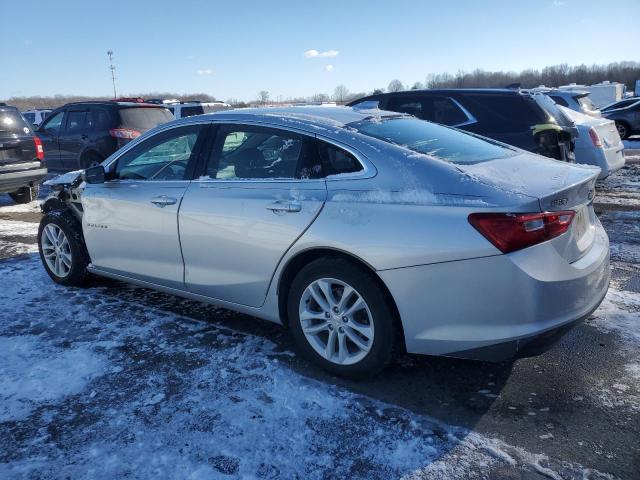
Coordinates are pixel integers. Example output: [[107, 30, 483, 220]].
[[38, 211, 90, 286], [41, 223, 72, 278], [299, 278, 375, 365]]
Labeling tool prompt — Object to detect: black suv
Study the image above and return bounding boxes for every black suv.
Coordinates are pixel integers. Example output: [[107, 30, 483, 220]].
[[36, 101, 173, 171], [0, 104, 47, 203], [348, 89, 576, 162]]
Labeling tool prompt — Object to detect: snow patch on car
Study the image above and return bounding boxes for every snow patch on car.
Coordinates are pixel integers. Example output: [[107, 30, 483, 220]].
[[330, 189, 490, 206]]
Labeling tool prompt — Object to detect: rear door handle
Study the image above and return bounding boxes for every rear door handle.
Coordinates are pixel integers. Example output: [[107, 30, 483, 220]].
[[151, 195, 177, 207], [266, 201, 301, 213]]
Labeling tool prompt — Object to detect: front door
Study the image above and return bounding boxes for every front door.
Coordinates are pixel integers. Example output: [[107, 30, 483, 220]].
[[59, 108, 91, 170], [179, 124, 327, 307], [37, 110, 65, 170], [82, 123, 207, 288]]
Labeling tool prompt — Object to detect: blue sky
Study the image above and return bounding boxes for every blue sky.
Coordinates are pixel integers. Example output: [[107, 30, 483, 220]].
[[1, 0, 637, 101]]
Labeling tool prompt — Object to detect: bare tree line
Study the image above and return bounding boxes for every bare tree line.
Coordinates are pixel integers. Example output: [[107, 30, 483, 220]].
[[4, 61, 638, 111]]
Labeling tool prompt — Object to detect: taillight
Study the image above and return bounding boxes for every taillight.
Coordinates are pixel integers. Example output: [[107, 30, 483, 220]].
[[588, 127, 602, 148], [468, 211, 575, 253], [33, 136, 45, 161], [109, 128, 141, 139]]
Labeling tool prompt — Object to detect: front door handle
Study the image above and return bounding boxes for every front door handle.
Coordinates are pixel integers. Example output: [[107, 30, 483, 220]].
[[151, 195, 177, 207], [266, 201, 301, 213]]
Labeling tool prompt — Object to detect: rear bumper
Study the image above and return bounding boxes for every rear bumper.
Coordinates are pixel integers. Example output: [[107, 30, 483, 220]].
[[0, 164, 48, 193], [379, 224, 610, 361], [574, 145, 625, 179]]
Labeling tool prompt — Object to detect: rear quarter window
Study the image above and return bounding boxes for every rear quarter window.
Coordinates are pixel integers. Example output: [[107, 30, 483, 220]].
[[118, 107, 173, 131], [458, 94, 546, 132], [180, 106, 205, 117]]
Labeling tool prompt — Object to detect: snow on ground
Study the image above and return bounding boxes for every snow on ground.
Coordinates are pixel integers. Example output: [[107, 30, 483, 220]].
[[0, 199, 41, 213], [0, 255, 615, 480]]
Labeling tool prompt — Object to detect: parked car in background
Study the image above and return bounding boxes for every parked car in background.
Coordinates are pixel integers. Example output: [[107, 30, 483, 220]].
[[37, 101, 173, 171], [348, 89, 576, 162], [162, 101, 205, 119], [558, 105, 625, 178], [201, 101, 231, 113], [600, 98, 640, 139], [559, 82, 626, 109], [38, 106, 609, 378], [21, 109, 52, 126], [0, 103, 47, 203], [532, 88, 601, 117]]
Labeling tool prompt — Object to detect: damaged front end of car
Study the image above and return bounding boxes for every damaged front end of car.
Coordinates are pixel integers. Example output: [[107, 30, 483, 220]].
[[41, 170, 86, 220]]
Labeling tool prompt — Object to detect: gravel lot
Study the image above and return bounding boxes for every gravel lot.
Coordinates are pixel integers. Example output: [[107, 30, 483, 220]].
[[1, 150, 639, 479]]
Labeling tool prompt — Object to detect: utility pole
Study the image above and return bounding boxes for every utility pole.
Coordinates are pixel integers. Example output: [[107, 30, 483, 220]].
[[107, 50, 117, 99]]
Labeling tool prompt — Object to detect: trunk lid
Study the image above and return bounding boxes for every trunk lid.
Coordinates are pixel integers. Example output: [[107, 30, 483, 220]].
[[459, 153, 600, 262]]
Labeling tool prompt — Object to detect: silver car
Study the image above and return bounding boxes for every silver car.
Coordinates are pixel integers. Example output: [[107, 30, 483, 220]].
[[37, 107, 610, 378]]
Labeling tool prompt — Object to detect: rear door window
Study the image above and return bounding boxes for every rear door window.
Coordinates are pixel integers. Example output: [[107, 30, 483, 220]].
[[65, 110, 90, 132], [180, 106, 205, 117], [22, 112, 36, 124], [207, 125, 317, 180], [386, 96, 470, 126], [118, 107, 173, 132], [549, 95, 569, 107]]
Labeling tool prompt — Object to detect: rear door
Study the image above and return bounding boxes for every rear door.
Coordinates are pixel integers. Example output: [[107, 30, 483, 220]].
[[179, 123, 327, 307], [82, 123, 208, 288], [37, 109, 65, 170], [59, 108, 91, 170]]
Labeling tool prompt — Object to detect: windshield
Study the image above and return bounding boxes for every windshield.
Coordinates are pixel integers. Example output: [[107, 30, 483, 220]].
[[351, 117, 515, 164]]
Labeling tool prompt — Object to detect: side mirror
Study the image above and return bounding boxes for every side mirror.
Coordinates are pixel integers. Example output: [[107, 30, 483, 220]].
[[83, 165, 105, 184]]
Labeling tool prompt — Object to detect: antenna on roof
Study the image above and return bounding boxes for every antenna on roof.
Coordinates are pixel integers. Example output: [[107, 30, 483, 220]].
[[107, 50, 117, 99]]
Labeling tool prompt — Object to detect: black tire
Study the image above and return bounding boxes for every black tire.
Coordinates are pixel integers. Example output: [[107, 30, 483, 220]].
[[287, 258, 396, 378], [9, 184, 39, 204], [615, 121, 630, 140], [38, 210, 91, 286], [80, 152, 103, 170]]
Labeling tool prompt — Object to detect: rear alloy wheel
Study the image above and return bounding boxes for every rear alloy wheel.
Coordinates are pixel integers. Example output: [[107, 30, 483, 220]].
[[615, 121, 630, 140], [288, 258, 396, 378], [9, 184, 39, 204], [38, 211, 90, 286]]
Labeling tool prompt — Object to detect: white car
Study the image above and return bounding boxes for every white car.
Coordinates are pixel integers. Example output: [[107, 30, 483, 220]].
[[162, 102, 205, 119], [558, 106, 625, 179], [21, 109, 52, 126]]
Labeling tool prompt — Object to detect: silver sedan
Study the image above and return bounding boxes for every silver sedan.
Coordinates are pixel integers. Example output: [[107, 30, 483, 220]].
[[38, 106, 610, 377]]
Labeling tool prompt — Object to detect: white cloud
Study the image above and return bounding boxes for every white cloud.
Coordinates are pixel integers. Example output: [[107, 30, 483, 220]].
[[304, 49, 339, 58], [552, 0, 566, 5], [196, 69, 213, 76], [324, 65, 334, 72]]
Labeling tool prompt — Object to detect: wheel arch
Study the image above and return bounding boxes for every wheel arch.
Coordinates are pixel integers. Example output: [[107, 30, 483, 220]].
[[79, 149, 104, 168], [276, 247, 406, 352]]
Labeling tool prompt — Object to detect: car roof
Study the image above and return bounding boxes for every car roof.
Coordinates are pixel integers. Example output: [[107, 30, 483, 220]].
[[367, 88, 523, 97], [61, 101, 166, 108], [181, 106, 405, 130]]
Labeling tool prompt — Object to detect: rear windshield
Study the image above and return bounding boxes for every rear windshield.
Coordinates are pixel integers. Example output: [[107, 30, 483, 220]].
[[351, 117, 515, 164], [180, 106, 204, 117], [0, 110, 31, 134], [118, 107, 173, 131], [576, 95, 597, 112]]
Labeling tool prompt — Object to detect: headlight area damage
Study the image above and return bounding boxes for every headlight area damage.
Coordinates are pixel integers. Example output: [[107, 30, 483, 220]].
[[41, 170, 85, 220]]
